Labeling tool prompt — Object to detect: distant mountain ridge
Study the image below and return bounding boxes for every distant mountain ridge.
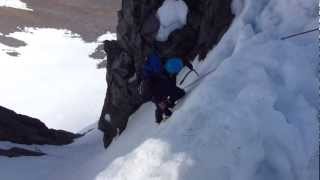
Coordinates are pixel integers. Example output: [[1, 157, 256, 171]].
[[0, 0, 120, 47]]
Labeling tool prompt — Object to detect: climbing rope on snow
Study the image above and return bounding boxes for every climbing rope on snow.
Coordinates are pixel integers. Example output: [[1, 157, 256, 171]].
[[281, 28, 318, 40], [182, 67, 217, 90], [181, 28, 318, 90], [179, 69, 200, 85], [179, 70, 193, 85]]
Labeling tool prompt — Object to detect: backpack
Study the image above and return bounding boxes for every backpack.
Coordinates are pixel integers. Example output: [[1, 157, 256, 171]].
[[139, 52, 162, 98], [143, 53, 163, 79]]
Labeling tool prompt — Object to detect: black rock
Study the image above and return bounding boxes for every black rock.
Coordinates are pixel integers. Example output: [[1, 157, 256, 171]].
[[0, 106, 81, 145], [0, 147, 46, 158]]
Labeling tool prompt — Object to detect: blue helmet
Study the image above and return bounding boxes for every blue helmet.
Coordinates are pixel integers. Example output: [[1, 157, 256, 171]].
[[165, 58, 184, 75]]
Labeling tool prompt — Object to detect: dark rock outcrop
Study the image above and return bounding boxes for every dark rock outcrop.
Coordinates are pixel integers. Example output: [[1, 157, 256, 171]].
[[0, 147, 46, 158], [98, 0, 234, 147], [0, 106, 81, 145]]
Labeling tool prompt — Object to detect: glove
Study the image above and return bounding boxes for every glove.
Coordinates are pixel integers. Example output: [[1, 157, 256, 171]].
[[158, 101, 167, 110]]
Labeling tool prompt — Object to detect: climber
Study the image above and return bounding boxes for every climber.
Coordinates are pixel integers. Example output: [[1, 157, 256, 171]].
[[139, 52, 187, 124]]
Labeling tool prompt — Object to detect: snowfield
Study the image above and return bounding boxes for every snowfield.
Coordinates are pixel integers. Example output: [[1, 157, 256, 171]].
[[0, 28, 116, 132], [0, 0, 318, 180], [0, 0, 33, 11]]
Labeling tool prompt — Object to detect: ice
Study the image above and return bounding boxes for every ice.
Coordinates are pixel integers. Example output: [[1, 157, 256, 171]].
[[0, 0, 33, 11], [156, 0, 188, 42], [97, 31, 117, 42], [96, 139, 193, 180]]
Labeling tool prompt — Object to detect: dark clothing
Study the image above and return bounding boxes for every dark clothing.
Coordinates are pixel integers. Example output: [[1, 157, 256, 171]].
[[148, 74, 185, 123], [141, 52, 187, 123], [155, 106, 172, 124], [149, 75, 184, 102]]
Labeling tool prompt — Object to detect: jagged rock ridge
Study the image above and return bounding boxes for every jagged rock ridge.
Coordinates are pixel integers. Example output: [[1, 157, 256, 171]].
[[0, 106, 81, 146]]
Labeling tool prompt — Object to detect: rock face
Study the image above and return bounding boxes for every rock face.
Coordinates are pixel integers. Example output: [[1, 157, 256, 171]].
[[0, 147, 46, 158], [98, 0, 234, 147], [0, 106, 81, 145]]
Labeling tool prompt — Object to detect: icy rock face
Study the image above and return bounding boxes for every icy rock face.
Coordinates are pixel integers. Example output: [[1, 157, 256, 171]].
[[0, 106, 81, 145], [99, 0, 234, 147]]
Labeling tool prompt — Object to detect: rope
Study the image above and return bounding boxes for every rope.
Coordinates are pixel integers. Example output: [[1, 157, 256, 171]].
[[179, 69, 200, 85], [179, 70, 193, 85], [181, 27, 318, 90], [281, 28, 318, 40], [182, 67, 217, 90]]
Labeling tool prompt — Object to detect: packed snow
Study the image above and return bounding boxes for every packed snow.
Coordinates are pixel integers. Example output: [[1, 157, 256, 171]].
[[97, 31, 117, 43], [0, 28, 116, 132], [0, 0, 318, 180], [156, 0, 188, 42], [0, 0, 33, 11]]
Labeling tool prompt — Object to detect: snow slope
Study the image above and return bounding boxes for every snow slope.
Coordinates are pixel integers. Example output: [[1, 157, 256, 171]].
[[1, 0, 318, 180], [0, 28, 115, 132]]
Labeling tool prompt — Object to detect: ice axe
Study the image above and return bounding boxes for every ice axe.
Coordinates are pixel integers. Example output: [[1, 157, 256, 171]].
[[179, 68, 200, 85]]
